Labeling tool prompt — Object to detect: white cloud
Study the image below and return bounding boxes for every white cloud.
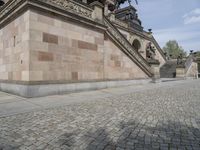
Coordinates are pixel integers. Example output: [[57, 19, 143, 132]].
[[183, 8, 200, 24]]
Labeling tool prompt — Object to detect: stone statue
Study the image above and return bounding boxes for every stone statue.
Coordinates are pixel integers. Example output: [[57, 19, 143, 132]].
[[0, 0, 5, 6], [101, 0, 138, 12], [146, 42, 156, 60], [177, 54, 183, 65], [115, 0, 138, 10], [87, 0, 106, 4]]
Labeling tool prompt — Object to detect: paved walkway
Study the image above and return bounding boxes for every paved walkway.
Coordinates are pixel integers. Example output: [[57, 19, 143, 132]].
[[0, 79, 200, 150]]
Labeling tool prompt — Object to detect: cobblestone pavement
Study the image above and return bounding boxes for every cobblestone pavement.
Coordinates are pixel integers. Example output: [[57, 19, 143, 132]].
[[1, 80, 200, 150]]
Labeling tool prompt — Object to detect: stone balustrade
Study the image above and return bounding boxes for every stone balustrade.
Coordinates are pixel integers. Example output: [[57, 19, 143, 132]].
[[104, 17, 153, 77]]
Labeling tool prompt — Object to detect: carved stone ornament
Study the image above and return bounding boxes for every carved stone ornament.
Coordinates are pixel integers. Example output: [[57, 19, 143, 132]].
[[40, 0, 93, 19]]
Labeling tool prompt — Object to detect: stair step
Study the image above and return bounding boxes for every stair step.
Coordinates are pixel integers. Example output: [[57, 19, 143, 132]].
[[160, 60, 177, 78]]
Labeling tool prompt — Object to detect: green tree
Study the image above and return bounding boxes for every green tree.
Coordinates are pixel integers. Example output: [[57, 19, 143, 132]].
[[163, 40, 187, 59], [194, 51, 200, 57]]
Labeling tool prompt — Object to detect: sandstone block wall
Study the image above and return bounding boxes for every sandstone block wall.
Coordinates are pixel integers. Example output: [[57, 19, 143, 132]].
[[0, 9, 149, 83], [29, 10, 105, 82], [28, 10, 148, 82], [0, 11, 30, 81]]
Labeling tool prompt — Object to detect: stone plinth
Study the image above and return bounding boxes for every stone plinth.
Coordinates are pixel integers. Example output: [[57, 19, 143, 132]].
[[149, 60, 160, 83], [176, 66, 185, 78], [90, 1, 103, 23], [109, 12, 115, 22], [0, 79, 151, 97]]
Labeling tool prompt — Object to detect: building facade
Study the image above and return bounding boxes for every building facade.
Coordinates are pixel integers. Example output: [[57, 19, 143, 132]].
[[0, 0, 166, 97]]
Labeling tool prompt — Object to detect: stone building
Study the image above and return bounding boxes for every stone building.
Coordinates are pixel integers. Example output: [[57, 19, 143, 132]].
[[0, 0, 166, 97]]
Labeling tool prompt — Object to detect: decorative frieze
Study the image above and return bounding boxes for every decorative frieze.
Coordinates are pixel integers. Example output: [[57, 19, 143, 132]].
[[0, 0, 93, 22], [40, 0, 93, 19], [0, 0, 22, 20]]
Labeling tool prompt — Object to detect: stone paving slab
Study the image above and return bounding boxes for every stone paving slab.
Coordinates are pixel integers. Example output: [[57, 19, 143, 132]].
[[0, 79, 200, 150]]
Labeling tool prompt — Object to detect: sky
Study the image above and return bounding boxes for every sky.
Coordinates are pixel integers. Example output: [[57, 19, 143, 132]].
[[123, 0, 200, 53]]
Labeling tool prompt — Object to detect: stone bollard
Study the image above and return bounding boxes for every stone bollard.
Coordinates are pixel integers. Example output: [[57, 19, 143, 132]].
[[149, 60, 160, 83], [176, 66, 185, 79], [90, 1, 104, 23]]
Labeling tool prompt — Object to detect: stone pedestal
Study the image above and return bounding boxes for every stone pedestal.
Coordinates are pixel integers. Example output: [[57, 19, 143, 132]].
[[176, 67, 185, 78], [90, 1, 104, 23], [104, 2, 109, 16], [109, 12, 115, 22], [149, 60, 160, 83]]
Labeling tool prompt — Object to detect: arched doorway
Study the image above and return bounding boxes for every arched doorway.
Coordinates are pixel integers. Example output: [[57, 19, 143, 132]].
[[132, 39, 141, 52]]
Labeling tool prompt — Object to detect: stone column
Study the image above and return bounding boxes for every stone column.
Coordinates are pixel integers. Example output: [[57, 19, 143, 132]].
[[90, 1, 104, 23], [149, 60, 160, 83]]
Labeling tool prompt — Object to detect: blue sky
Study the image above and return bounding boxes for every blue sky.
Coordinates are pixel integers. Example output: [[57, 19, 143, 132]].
[[124, 0, 200, 52]]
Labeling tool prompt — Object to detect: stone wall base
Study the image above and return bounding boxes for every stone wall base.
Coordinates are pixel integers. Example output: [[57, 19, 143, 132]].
[[0, 79, 151, 98], [176, 67, 185, 78]]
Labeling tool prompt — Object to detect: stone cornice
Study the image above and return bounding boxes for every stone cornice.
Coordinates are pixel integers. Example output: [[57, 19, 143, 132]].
[[39, 0, 93, 19], [0, 0, 28, 29], [0, 0, 93, 19], [0, 0, 26, 22], [0, 0, 106, 30]]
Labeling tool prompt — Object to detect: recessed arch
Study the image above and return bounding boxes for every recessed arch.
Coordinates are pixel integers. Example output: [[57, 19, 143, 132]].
[[132, 39, 141, 52]]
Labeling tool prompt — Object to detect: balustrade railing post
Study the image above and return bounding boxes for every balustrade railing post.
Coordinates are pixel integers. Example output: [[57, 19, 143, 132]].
[[109, 12, 115, 22], [82, 0, 87, 3], [90, 1, 104, 23], [150, 62, 161, 83]]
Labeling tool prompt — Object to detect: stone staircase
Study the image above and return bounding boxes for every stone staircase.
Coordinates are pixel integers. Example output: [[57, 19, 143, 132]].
[[104, 17, 153, 77], [160, 60, 177, 78]]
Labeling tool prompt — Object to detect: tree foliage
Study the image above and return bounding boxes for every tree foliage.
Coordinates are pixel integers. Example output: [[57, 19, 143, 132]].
[[194, 51, 200, 57], [163, 40, 187, 59]]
